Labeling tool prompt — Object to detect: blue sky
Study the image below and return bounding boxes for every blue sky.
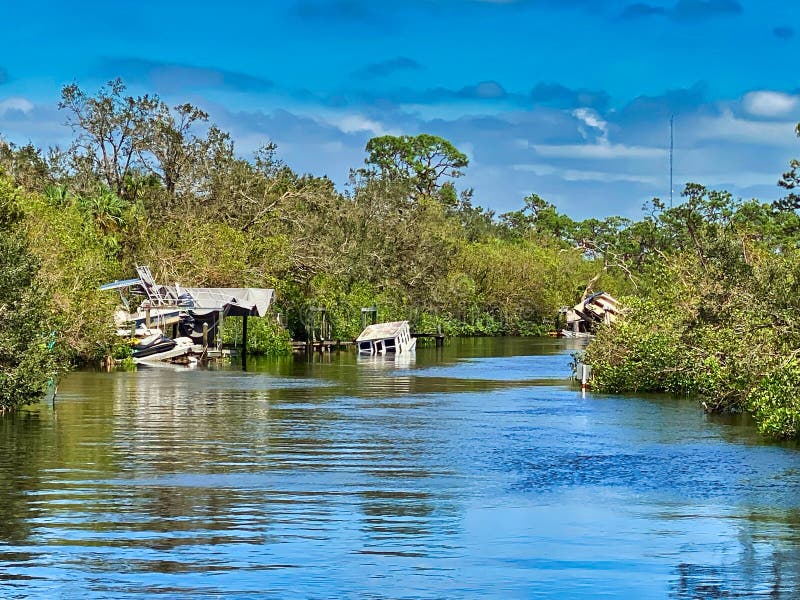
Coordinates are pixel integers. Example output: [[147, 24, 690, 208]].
[[1, 0, 799, 218]]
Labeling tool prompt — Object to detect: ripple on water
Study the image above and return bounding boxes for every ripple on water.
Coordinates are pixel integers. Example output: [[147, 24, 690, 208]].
[[3, 339, 800, 598]]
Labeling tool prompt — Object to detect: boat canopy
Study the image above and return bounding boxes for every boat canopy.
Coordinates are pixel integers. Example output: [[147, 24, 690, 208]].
[[182, 287, 274, 317], [99, 278, 145, 291], [100, 266, 275, 318]]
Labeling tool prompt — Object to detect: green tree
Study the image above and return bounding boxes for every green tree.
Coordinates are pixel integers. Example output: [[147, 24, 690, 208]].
[[0, 178, 60, 410], [139, 102, 209, 198], [363, 134, 468, 203], [583, 180, 800, 437], [0, 141, 51, 191], [500, 193, 575, 241], [59, 78, 161, 199], [775, 122, 800, 211]]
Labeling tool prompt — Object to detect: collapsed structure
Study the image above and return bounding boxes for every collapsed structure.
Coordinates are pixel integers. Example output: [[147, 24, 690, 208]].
[[356, 320, 417, 355], [100, 266, 274, 363], [560, 291, 621, 338]]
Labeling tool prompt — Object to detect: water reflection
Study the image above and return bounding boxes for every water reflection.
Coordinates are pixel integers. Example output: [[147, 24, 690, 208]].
[[357, 351, 416, 370], [0, 411, 51, 546], [670, 508, 800, 598], [1, 338, 800, 598]]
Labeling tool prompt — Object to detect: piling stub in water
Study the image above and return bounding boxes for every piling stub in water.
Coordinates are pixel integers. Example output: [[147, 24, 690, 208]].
[[576, 362, 592, 390]]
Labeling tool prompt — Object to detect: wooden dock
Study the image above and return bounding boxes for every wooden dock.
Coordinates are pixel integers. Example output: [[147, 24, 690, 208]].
[[411, 332, 446, 348], [291, 340, 355, 353], [291, 333, 445, 353]]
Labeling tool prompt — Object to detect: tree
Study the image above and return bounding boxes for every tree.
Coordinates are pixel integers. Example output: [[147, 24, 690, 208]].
[[139, 102, 210, 198], [59, 78, 160, 198], [500, 193, 575, 241], [775, 123, 800, 211], [363, 134, 468, 203], [0, 178, 60, 411], [0, 141, 51, 191]]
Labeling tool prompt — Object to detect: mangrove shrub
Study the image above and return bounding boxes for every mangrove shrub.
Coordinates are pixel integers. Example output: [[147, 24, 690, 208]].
[[0, 179, 60, 410]]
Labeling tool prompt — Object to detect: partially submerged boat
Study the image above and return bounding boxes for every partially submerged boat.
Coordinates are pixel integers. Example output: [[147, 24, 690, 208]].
[[560, 292, 621, 338], [356, 321, 417, 355]]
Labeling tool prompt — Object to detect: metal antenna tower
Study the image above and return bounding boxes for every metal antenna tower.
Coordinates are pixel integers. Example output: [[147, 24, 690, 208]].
[[669, 115, 674, 208]]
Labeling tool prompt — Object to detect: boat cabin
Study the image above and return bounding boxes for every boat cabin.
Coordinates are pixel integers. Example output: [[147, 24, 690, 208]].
[[356, 321, 417, 355]]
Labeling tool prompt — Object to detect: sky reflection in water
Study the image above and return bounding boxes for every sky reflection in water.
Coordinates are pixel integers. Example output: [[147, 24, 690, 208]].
[[1, 338, 800, 598]]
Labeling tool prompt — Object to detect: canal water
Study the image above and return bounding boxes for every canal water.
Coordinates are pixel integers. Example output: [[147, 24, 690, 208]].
[[2, 338, 800, 598]]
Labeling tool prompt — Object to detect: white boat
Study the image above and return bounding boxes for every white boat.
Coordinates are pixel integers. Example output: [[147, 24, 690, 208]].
[[132, 334, 195, 364], [100, 265, 276, 363], [356, 321, 417, 355]]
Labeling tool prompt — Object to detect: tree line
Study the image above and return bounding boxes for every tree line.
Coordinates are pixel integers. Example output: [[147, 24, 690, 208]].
[[3, 78, 800, 440], [0, 79, 622, 409], [583, 146, 800, 438]]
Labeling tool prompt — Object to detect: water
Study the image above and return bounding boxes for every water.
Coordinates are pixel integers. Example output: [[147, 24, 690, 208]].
[[2, 337, 800, 598]]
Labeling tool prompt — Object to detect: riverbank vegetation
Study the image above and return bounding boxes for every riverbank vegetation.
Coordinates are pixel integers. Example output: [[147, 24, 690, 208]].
[[583, 176, 800, 438], [0, 180, 63, 410], [0, 80, 621, 367], [2, 78, 800, 437]]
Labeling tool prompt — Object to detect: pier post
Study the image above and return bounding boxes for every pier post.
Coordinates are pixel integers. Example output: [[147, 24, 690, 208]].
[[242, 315, 249, 371], [578, 363, 591, 390], [361, 305, 377, 329]]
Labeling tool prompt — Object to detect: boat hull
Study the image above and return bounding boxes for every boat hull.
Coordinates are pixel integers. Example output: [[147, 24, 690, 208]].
[[132, 336, 195, 364]]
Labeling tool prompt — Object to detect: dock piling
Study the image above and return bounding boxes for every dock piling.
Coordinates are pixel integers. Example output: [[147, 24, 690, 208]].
[[242, 315, 249, 370]]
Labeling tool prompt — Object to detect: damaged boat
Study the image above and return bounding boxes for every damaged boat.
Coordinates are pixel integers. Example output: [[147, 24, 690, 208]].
[[101, 265, 274, 364], [356, 321, 417, 355], [560, 291, 621, 338]]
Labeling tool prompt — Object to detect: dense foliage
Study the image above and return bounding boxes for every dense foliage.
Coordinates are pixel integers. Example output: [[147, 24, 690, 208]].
[[3, 78, 800, 439], [0, 79, 620, 375], [0, 179, 62, 410], [583, 184, 800, 438]]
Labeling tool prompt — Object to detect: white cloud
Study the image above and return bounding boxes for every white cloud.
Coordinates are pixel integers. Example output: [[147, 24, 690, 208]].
[[572, 107, 609, 143], [532, 142, 665, 159], [330, 114, 392, 136], [512, 162, 659, 184], [0, 97, 34, 115], [696, 108, 797, 146], [742, 91, 799, 118]]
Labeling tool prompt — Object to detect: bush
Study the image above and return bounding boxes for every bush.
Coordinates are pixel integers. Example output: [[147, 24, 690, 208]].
[[0, 178, 62, 410], [747, 362, 800, 438], [583, 297, 691, 395], [221, 317, 292, 356]]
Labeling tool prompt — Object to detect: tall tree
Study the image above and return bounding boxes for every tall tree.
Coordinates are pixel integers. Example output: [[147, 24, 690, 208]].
[[363, 134, 468, 203], [0, 141, 51, 191], [139, 102, 209, 198], [775, 123, 800, 211], [500, 193, 575, 241], [59, 78, 160, 198]]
